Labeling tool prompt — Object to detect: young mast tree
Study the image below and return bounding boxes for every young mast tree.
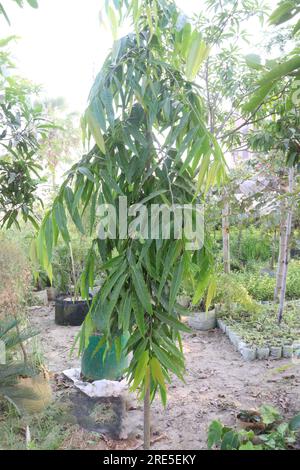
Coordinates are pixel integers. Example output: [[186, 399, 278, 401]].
[[37, 0, 225, 449]]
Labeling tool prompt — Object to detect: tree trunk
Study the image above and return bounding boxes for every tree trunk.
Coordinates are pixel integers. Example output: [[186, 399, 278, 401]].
[[143, 384, 151, 450], [277, 167, 294, 324], [222, 194, 230, 274], [270, 229, 276, 271], [274, 174, 288, 301]]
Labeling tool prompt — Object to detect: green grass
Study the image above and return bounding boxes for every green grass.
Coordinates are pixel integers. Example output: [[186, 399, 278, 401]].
[[233, 260, 300, 301], [0, 399, 71, 450]]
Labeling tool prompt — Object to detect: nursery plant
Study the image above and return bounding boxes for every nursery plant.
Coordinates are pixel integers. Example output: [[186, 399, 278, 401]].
[[207, 404, 300, 450], [36, 0, 226, 449], [234, 261, 300, 302], [218, 299, 300, 349]]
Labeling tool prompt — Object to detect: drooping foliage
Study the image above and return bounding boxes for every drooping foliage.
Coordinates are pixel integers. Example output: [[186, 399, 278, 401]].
[[37, 0, 226, 403]]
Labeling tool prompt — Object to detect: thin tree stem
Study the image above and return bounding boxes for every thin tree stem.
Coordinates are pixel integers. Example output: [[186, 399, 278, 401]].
[[222, 191, 230, 274], [278, 167, 294, 324], [144, 384, 151, 450]]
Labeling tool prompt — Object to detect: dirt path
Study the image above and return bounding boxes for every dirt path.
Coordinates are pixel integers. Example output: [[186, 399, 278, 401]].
[[27, 304, 80, 372], [27, 305, 300, 450]]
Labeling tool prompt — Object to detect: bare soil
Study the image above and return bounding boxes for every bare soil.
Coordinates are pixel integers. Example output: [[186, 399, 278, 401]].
[[27, 304, 300, 450]]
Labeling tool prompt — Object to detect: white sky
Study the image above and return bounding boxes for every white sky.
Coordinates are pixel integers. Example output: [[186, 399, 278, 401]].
[[1, 0, 278, 115]]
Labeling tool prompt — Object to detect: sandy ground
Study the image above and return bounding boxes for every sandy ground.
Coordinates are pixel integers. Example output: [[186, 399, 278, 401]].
[[27, 304, 81, 372], [27, 304, 300, 450]]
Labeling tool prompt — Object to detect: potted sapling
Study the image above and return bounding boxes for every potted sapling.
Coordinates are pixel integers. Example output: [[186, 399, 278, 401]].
[[54, 242, 92, 326]]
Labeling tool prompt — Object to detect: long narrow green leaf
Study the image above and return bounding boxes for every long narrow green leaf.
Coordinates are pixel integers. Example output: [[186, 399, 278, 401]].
[[85, 106, 106, 154], [64, 186, 85, 234], [169, 258, 184, 313], [132, 294, 146, 336], [53, 199, 70, 243], [130, 263, 153, 315]]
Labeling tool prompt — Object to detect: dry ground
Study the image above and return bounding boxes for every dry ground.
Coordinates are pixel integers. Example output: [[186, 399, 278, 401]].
[[27, 304, 300, 450]]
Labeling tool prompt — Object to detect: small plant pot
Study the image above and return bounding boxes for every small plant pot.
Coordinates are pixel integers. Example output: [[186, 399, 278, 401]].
[[283, 345, 293, 358], [292, 343, 300, 358], [228, 330, 241, 350], [270, 346, 282, 359], [47, 286, 58, 302], [225, 325, 232, 337], [81, 333, 129, 381], [238, 340, 247, 353], [240, 346, 257, 361], [216, 318, 226, 333], [256, 347, 270, 360], [55, 296, 91, 326], [187, 309, 216, 331]]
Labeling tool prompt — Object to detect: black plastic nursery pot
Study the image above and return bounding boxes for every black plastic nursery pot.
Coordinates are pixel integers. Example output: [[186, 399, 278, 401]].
[[55, 296, 91, 326]]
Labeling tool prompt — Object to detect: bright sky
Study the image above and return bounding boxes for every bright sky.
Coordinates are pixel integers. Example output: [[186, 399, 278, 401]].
[[1, 0, 278, 115]]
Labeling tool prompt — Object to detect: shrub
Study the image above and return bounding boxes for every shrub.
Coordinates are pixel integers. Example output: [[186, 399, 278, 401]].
[[234, 261, 300, 301], [285, 261, 300, 299], [215, 273, 261, 313], [231, 228, 274, 264]]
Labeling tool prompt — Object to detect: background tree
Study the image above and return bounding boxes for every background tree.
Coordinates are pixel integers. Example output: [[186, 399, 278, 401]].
[[0, 1, 53, 229], [0, 36, 52, 229], [244, 0, 300, 115], [243, 84, 300, 322], [254, 0, 300, 97], [225, 0, 300, 322], [191, 0, 269, 273]]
